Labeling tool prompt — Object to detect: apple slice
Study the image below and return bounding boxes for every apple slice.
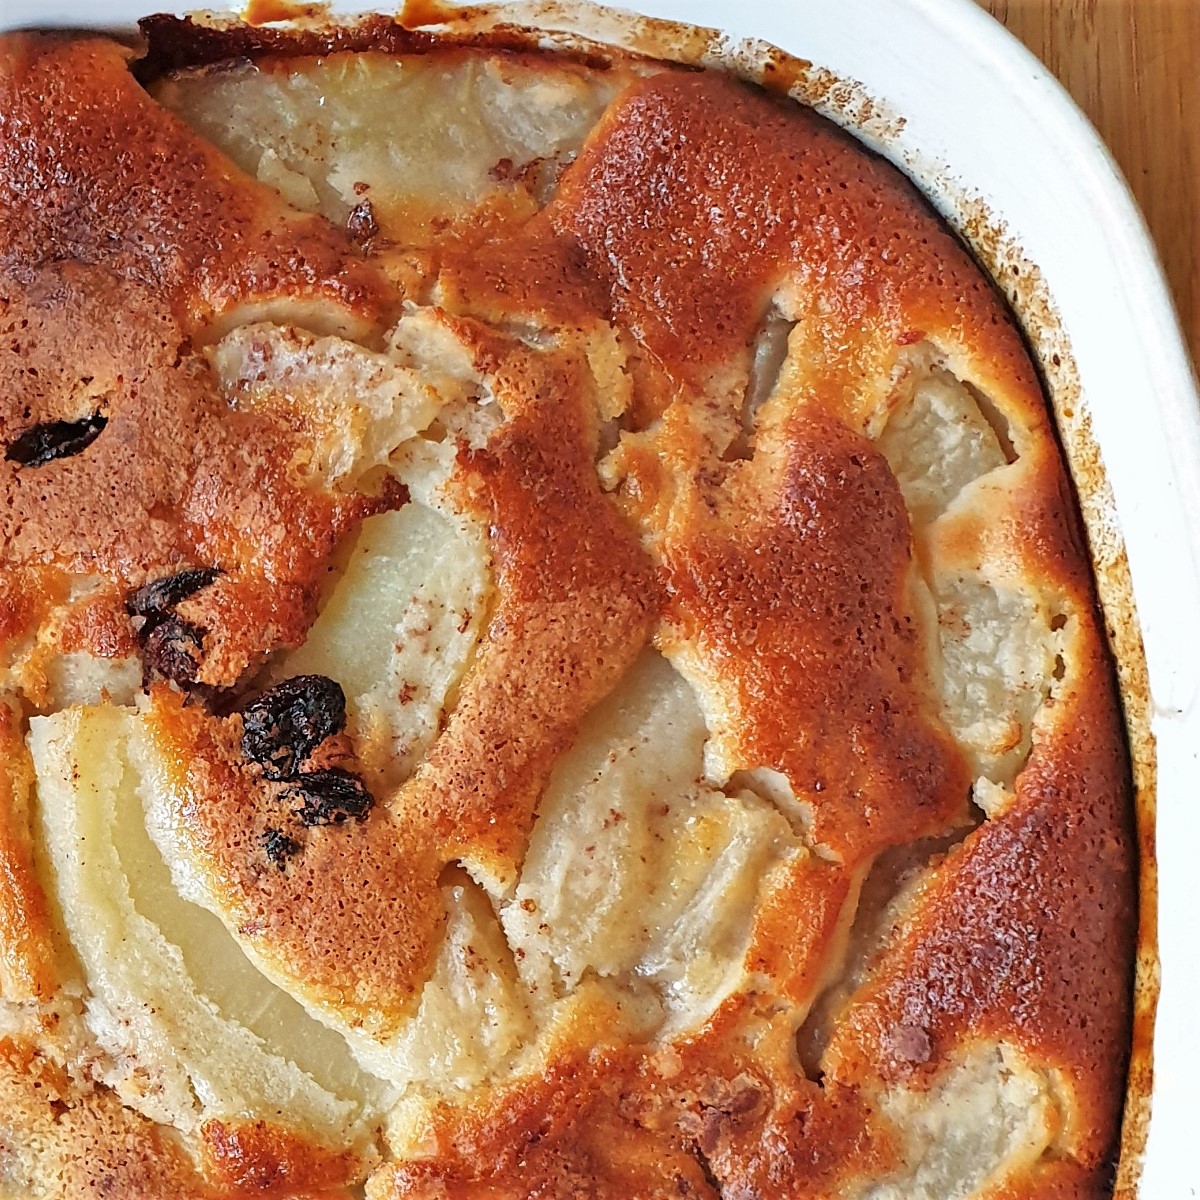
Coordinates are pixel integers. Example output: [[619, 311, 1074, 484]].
[[504, 653, 801, 1029], [280, 499, 492, 792], [29, 706, 387, 1137]]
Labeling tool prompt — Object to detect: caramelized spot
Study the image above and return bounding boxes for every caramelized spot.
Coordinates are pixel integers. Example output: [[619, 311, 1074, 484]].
[[199, 1117, 364, 1195], [244, 0, 328, 26], [58, 585, 139, 659], [135, 12, 615, 80]]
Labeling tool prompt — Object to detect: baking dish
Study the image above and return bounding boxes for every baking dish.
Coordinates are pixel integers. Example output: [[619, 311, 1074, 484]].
[[4, 0, 1197, 1195]]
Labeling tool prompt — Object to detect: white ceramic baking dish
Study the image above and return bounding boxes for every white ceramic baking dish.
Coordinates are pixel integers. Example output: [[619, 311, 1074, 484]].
[[5, 0, 1198, 1194]]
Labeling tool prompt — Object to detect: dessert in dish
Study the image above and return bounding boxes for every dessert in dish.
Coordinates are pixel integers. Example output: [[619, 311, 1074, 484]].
[[0, 7, 1136, 1198]]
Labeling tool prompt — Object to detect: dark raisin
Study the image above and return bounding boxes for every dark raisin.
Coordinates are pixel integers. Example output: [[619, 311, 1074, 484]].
[[261, 827, 301, 870], [126, 567, 220, 619], [285, 768, 374, 826], [142, 617, 206, 686], [5, 413, 108, 467], [240, 675, 347, 780], [346, 199, 380, 248]]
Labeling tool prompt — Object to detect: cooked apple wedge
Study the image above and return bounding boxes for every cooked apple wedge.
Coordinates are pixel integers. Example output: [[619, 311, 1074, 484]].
[[279, 498, 492, 791], [352, 870, 533, 1089], [154, 51, 634, 243], [29, 706, 387, 1138], [504, 654, 802, 1027], [877, 358, 1010, 531]]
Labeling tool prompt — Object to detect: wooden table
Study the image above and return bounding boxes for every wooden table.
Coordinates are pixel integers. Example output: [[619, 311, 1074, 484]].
[[980, 1, 1200, 369]]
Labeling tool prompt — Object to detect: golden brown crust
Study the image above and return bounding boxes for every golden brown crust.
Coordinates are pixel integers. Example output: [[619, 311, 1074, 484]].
[[985, 1160, 1117, 1200], [142, 320, 658, 1028], [546, 71, 1041, 411], [0, 256, 389, 688], [198, 1117, 368, 1196], [0, 1039, 207, 1200], [650, 407, 971, 863], [823, 623, 1136, 1164], [379, 1068, 724, 1200], [0, 34, 389, 331], [0, 706, 61, 1003], [55, 589, 138, 662], [371, 1032, 903, 1200], [0, 15, 1135, 1200]]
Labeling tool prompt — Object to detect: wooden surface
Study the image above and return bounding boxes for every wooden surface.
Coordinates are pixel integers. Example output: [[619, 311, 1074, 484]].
[[979, 0, 1199, 368]]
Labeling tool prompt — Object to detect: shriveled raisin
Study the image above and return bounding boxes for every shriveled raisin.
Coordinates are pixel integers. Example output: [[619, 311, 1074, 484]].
[[261, 827, 301, 870], [5, 413, 108, 467], [240, 675, 346, 780], [285, 768, 374, 826], [346, 199, 380, 248], [126, 567, 220, 619], [142, 617, 205, 686]]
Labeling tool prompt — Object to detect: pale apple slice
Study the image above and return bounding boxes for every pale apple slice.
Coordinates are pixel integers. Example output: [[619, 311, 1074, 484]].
[[207, 323, 449, 492], [503, 653, 801, 1029], [349, 870, 533, 1089], [865, 1045, 1058, 1200], [154, 51, 632, 243], [874, 351, 1056, 789], [877, 357, 1009, 531], [279, 499, 492, 791], [929, 571, 1058, 788], [29, 706, 386, 1136]]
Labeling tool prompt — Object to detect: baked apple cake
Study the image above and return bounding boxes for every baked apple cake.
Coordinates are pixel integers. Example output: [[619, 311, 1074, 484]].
[[0, 6, 1137, 1199]]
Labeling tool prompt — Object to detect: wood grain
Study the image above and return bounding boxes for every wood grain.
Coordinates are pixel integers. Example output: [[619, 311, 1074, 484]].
[[979, 0, 1200, 367]]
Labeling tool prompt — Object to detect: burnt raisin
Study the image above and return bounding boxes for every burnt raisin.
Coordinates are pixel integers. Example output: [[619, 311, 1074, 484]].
[[5, 413, 108, 467], [126, 567, 220, 619], [346, 199, 380, 248], [261, 827, 302, 870], [285, 768, 374, 826], [142, 617, 205, 686], [240, 675, 347, 780]]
